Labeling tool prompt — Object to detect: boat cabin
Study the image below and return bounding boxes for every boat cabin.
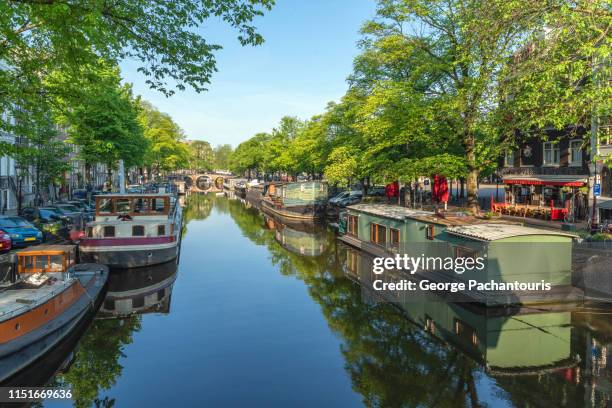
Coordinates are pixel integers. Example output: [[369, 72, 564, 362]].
[[17, 245, 77, 274], [341, 203, 577, 304], [94, 194, 173, 220]]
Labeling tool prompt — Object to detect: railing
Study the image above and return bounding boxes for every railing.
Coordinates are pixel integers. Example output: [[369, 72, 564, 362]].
[[500, 166, 587, 176]]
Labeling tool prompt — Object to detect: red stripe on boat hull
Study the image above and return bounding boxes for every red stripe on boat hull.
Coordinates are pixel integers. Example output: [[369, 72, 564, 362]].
[[80, 236, 175, 247]]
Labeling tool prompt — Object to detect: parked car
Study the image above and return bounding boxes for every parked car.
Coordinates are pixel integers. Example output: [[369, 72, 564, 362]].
[[0, 216, 43, 247], [0, 230, 11, 253], [367, 186, 386, 197], [58, 200, 94, 214], [55, 203, 91, 222], [21, 206, 71, 233], [330, 190, 362, 206], [336, 192, 363, 208]]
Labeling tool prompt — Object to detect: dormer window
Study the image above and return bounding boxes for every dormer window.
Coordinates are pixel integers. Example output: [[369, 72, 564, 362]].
[[543, 142, 559, 166]]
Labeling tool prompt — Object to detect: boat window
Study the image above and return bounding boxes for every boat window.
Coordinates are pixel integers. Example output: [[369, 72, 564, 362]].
[[454, 318, 479, 346], [133, 198, 148, 214], [426, 224, 435, 240], [347, 215, 358, 237], [86, 227, 93, 238], [132, 225, 145, 237], [158, 225, 166, 236], [104, 226, 116, 237], [49, 255, 64, 271], [370, 223, 386, 246], [98, 198, 113, 214], [23, 256, 34, 272], [151, 198, 166, 213], [390, 228, 400, 250], [454, 246, 477, 259], [115, 198, 131, 213], [36, 256, 48, 271]]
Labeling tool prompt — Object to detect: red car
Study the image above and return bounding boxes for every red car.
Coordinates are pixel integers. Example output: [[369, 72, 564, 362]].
[[0, 229, 12, 253]]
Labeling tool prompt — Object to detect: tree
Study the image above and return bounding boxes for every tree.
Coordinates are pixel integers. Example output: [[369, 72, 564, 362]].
[[213, 144, 234, 170], [188, 140, 215, 172], [138, 100, 189, 177], [230, 133, 270, 178], [0, 0, 273, 98], [52, 62, 148, 185]]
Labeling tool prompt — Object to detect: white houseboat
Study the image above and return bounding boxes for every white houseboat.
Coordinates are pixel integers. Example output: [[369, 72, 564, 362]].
[[79, 194, 182, 269]]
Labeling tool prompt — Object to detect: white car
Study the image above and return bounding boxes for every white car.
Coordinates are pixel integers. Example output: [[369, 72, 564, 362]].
[[329, 190, 362, 205]]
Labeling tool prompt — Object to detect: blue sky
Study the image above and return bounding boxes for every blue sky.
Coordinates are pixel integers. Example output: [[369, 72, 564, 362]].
[[120, 0, 377, 147]]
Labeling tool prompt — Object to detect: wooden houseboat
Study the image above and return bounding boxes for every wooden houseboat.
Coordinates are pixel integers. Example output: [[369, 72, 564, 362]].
[[261, 181, 328, 220], [343, 246, 579, 376], [99, 260, 177, 318], [339, 203, 579, 306], [0, 245, 108, 383], [223, 177, 247, 191], [79, 194, 183, 269]]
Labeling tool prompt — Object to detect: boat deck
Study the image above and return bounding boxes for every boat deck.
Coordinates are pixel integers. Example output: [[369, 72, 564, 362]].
[[0, 277, 74, 322]]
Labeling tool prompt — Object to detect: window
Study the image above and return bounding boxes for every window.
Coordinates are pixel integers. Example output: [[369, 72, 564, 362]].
[[347, 215, 358, 237], [151, 198, 166, 213], [426, 224, 435, 240], [132, 225, 145, 236], [390, 228, 400, 250], [454, 318, 479, 346], [157, 225, 166, 236], [86, 227, 93, 238], [133, 198, 148, 213], [346, 250, 359, 274], [370, 223, 386, 246], [115, 198, 131, 213], [504, 150, 515, 167], [454, 245, 476, 259], [103, 226, 115, 237], [569, 140, 582, 166], [543, 142, 560, 165], [98, 198, 113, 214]]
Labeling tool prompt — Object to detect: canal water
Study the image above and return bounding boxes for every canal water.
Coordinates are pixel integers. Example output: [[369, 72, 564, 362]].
[[23, 194, 612, 407]]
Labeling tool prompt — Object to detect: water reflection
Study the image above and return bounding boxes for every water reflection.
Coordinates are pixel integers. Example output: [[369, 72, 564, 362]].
[[6, 193, 611, 407], [100, 261, 178, 317]]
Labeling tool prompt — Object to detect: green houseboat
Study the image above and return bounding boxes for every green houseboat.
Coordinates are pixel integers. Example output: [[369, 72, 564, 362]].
[[261, 181, 327, 220], [342, 246, 579, 375], [339, 203, 579, 305]]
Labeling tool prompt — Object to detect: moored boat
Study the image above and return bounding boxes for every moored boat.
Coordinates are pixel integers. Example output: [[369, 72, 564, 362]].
[[261, 181, 327, 221], [79, 194, 182, 269], [0, 245, 108, 383]]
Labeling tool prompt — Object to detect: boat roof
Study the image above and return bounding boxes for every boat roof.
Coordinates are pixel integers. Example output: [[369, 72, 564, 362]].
[[346, 203, 520, 227], [348, 204, 437, 221], [17, 244, 76, 255], [445, 224, 576, 241], [96, 193, 173, 198]]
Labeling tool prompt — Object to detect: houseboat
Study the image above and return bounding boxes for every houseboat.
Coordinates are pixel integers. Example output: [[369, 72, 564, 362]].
[[245, 182, 264, 206], [223, 177, 247, 191], [263, 213, 328, 257], [99, 260, 177, 318], [79, 194, 183, 269], [261, 181, 328, 220], [0, 245, 108, 383], [343, 246, 579, 376], [339, 203, 579, 306]]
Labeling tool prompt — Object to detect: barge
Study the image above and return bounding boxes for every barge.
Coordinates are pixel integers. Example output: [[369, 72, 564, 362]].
[[261, 181, 327, 221], [338, 203, 579, 306], [0, 245, 108, 383], [79, 194, 182, 269]]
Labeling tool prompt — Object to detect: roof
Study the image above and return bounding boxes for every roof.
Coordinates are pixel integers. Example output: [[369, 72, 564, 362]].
[[347, 204, 434, 221], [445, 224, 576, 241], [95, 193, 172, 198], [17, 244, 76, 254]]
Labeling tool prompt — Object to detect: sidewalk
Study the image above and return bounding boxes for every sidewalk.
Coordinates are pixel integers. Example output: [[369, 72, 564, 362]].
[[499, 214, 588, 232]]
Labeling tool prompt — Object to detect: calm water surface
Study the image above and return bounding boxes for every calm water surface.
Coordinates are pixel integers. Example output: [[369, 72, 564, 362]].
[[25, 194, 612, 407]]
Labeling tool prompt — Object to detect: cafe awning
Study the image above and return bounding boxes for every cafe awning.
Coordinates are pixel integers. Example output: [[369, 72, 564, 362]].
[[502, 175, 587, 187]]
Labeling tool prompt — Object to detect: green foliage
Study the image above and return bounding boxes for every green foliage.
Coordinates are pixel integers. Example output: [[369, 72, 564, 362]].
[[138, 100, 189, 173], [324, 146, 358, 186], [213, 144, 234, 170], [188, 140, 214, 172]]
